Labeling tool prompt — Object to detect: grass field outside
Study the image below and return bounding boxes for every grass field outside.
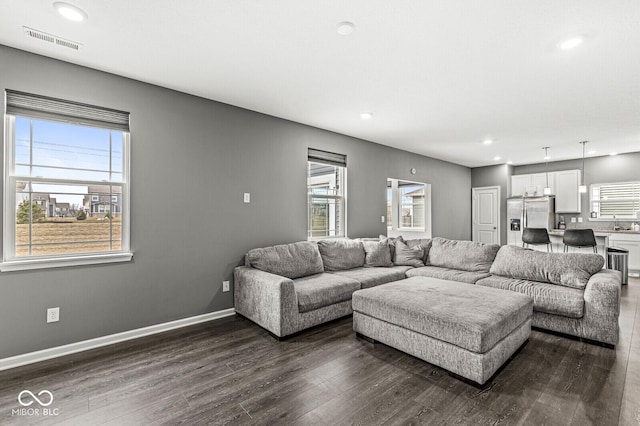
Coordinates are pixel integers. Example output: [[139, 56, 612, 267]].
[[16, 217, 122, 256]]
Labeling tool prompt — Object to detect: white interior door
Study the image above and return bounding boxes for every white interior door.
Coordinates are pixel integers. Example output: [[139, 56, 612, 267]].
[[472, 186, 500, 244]]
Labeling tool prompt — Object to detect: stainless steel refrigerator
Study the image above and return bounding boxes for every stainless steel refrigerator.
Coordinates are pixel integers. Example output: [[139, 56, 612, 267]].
[[507, 196, 556, 246]]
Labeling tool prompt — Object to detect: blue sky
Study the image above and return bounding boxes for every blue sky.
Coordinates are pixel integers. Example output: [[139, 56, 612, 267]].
[[15, 116, 123, 205]]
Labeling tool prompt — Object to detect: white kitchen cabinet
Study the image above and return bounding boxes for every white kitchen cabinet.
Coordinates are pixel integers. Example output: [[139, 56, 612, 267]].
[[608, 233, 640, 272], [553, 170, 581, 213], [511, 173, 549, 197]]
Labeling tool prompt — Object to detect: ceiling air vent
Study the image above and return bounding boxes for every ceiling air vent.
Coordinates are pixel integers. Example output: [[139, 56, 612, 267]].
[[23, 26, 82, 51]]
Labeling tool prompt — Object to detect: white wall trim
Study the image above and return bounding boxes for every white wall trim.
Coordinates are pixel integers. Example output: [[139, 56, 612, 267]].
[[0, 308, 235, 372]]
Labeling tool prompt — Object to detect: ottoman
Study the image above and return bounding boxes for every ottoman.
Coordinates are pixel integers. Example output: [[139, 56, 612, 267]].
[[352, 276, 533, 386]]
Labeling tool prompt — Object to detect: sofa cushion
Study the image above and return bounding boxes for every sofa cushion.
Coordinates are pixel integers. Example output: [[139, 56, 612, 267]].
[[428, 237, 500, 273], [394, 239, 425, 267], [362, 241, 393, 267], [405, 238, 433, 264], [490, 245, 605, 290], [247, 241, 324, 279], [293, 273, 361, 313], [317, 239, 366, 271], [329, 266, 407, 289], [379, 235, 397, 260], [406, 265, 490, 284], [476, 276, 585, 318]]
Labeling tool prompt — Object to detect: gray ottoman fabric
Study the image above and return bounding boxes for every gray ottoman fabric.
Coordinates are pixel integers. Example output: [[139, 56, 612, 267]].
[[352, 276, 533, 385], [352, 277, 532, 353], [354, 312, 531, 385]]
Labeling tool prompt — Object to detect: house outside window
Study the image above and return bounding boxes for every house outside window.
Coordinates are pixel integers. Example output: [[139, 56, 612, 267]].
[[307, 148, 347, 239], [591, 182, 640, 219], [2, 90, 132, 271]]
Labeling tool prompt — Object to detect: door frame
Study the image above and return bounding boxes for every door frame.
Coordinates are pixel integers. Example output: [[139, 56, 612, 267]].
[[472, 186, 501, 244]]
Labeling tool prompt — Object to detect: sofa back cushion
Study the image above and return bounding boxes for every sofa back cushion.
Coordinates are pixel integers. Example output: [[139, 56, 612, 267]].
[[247, 241, 324, 279], [317, 239, 366, 271], [362, 241, 393, 267], [428, 237, 500, 272], [489, 245, 605, 289]]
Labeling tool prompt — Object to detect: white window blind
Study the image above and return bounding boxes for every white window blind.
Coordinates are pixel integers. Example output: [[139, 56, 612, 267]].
[[591, 182, 640, 218]]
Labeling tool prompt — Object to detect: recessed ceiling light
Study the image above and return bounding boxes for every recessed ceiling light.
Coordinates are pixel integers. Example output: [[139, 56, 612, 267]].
[[53, 2, 88, 22], [482, 139, 493, 145], [360, 112, 373, 120], [337, 21, 355, 36], [506, 161, 513, 165], [558, 36, 583, 50], [609, 152, 618, 156], [493, 156, 502, 161]]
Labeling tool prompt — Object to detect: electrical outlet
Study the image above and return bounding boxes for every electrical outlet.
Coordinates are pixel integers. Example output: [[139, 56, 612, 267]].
[[47, 307, 60, 323], [223, 281, 230, 292], [571, 217, 577, 223], [577, 217, 583, 223], [243, 193, 250, 203]]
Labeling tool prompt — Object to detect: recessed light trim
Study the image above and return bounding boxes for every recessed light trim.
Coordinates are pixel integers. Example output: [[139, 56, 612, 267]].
[[609, 152, 618, 156], [482, 139, 493, 145], [360, 112, 373, 120], [493, 156, 502, 161], [558, 36, 583, 50], [587, 150, 596, 155], [506, 161, 513, 165], [336, 21, 355, 36], [53, 2, 88, 22]]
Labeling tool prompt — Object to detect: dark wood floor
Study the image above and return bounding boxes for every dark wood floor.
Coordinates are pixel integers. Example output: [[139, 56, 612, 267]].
[[1, 278, 639, 425]]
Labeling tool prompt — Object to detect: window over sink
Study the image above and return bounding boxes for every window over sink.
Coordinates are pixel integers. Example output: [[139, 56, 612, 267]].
[[590, 181, 640, 219]]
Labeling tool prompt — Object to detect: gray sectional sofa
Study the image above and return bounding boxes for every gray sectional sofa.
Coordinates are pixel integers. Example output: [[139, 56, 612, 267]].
[[234, 236, 622, 347]]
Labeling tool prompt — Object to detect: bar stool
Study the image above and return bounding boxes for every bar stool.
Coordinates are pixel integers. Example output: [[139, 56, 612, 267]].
[[522, 228, 552, 252], [563, 229, 597, 253]]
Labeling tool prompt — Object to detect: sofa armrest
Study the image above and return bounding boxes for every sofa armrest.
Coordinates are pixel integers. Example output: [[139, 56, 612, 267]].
[[233, 266, 298, 337], [582, 269, 622, 345]]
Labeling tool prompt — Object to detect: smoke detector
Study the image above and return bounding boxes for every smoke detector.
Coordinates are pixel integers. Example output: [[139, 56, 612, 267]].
[[23, 26, 82, 51]]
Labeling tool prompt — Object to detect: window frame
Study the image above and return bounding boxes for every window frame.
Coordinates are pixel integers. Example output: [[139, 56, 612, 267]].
[[2, 113, 132, 272], [589, 181, 640, 220], [386, 178, 432, 237], [307, 161, 347, 240]]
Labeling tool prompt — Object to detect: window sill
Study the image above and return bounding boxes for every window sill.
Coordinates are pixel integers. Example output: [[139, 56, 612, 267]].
[[0, 252, 133, 272]]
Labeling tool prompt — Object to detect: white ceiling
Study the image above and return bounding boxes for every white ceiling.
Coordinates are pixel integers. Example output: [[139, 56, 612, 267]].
[[1, 0, 639, 167]]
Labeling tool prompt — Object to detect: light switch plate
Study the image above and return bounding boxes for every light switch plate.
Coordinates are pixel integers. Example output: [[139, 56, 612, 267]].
[[243, 193, 250, 203]]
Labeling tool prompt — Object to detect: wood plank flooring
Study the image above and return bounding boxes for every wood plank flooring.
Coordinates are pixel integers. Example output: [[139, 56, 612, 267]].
[[1, 277, 639, 425]]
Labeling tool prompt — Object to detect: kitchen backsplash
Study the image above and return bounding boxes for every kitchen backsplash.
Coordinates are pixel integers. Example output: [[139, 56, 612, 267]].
[[559, 216, 639, 231]]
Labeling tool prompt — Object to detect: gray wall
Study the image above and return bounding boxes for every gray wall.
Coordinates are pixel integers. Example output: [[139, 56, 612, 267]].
[[515, 152, 640, 225], [470, 164, 513, 244], [0, 45, 471, 359]]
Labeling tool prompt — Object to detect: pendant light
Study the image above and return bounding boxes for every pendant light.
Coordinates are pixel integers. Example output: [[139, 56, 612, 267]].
[[543, 147, 552, 195], [579, 141, 588, 193]]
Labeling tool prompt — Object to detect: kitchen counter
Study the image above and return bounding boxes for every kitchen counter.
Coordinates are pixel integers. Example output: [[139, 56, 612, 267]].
[[550, 229, 640, 236]]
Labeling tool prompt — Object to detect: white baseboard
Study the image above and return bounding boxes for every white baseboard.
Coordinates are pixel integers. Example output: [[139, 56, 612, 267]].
[[0, 308, 236, 372]]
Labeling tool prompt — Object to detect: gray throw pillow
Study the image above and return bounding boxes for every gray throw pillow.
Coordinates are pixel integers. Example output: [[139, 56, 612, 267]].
[[317, 239, 366, 271], [362, 241, 393, 267], [429, 237, 500, 273], [394, 239, 425, 267], [379, 235, 397, 260], [405, 238, 432, 264]]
